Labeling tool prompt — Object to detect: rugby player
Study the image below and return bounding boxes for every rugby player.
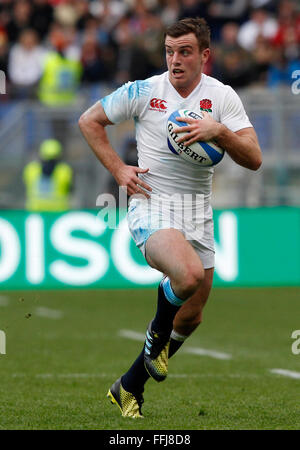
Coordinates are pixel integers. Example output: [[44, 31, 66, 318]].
[[79, 17, 262, 418]]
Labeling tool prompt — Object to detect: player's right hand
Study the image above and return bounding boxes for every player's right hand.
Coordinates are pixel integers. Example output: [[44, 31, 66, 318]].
[[114, 165, 152, 198]]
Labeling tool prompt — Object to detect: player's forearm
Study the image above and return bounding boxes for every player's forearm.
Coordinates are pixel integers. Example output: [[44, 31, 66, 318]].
[[78, 116, 125, 178], [216, 125, 262, 171]]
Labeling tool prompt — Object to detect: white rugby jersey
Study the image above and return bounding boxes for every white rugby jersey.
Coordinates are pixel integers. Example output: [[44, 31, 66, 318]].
[[100, 71, 252, 199]]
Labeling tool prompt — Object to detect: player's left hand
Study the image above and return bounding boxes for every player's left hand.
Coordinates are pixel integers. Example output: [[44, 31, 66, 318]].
[[174, 112, 223, 146]]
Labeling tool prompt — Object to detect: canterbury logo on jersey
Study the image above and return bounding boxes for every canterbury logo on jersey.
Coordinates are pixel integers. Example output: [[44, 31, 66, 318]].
[[149, 98, 167, 112]]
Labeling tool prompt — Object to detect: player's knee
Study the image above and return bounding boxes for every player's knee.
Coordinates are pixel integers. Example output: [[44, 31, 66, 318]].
[[180, 267, 204, 298]]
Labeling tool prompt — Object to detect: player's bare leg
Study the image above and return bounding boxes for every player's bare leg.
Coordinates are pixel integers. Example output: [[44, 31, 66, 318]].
[[138, 228, 205, 381], [145, 228, 205, 298], [168, 268, 214, 356], [173, 267, 214, 334]]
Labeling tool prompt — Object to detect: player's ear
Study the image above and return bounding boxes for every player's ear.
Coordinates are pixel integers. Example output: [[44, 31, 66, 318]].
[[201, 48, 210, 63]]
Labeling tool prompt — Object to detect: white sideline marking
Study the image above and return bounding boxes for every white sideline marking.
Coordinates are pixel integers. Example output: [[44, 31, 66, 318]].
[[119, 329, 232, 360], [34, 307, 64, 319], [168, 374, 258, 379], [12, 372, 259, 379], [119, 329, 145, 341], [270, 369, 300, 380], [0, 295, 9, 306], [11, 373, 118, 379], [36, 373, 111, 379], [184, 346, 232, 360]]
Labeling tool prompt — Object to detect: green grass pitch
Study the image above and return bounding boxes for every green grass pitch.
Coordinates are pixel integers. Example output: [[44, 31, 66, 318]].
[[0, 287, 299, 430]]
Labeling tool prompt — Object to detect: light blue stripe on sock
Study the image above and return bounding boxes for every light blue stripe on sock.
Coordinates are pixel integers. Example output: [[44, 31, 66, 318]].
[[145, 339, 151, 349], [146, 331, 152, 341], [162, 277, 185, 306]]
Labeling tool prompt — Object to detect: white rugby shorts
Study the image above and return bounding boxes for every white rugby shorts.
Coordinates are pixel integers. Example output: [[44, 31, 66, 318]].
[[127, 195, 215, 269]]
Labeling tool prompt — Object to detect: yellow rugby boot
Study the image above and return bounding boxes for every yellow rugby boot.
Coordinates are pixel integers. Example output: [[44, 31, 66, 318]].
[[144, 321, 170, 382], [107, 377, 144, 418]]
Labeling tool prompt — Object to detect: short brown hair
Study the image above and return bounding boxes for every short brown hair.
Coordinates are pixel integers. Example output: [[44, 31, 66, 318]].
[[165, 17, 211, 51]]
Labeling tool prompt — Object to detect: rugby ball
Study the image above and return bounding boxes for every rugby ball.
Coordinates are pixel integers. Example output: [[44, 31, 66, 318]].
[[167, 109, 224, 167]]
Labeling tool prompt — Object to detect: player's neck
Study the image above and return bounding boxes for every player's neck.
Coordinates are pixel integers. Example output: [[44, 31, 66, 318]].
[[171, 73, 203, 98]]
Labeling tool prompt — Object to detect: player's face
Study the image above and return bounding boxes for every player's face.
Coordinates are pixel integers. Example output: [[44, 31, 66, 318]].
[[165, 33, 210, 97]]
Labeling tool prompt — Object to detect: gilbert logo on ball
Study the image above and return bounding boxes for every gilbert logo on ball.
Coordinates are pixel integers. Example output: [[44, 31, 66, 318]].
[[167, 109, 224, 167]]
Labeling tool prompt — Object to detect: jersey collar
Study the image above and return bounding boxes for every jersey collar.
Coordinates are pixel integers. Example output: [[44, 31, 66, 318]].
[[166, 71, 205, 100]]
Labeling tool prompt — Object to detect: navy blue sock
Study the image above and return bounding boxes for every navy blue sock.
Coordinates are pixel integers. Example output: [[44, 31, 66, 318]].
[[121, 281, 182, 394], [121, 346, 149, 395], [151, 282, 181, 335], [168, 339, 184, 357], [121, 338, 185, 394]]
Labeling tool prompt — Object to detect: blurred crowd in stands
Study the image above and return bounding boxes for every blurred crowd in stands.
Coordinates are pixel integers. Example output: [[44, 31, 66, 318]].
[[0, 0, 299, 102]]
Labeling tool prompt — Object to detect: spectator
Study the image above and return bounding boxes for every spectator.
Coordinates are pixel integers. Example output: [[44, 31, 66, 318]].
[[267, 46, 300, 87], [178, 0, 210, 22], [0, 1, 12, 35], [208, 0, 249, 40], [39, 25, 82, 97], [91, 0, 128, 31], [80, 32, 109, 83], [208, 0, 249, 20], [134, 11, 166, 76], [38, 25, 82, 144], [112, 12, 148, 84], [31, 0, 54, 40], [54, 0, 79, 27], [23, 138, 73, 212], [250, 0, 278, 14], [8, 28, 46, 99], [75, 0, 95, 32], [212, 22, 255, 88], [252, 35, 274, 84], [272, 0, 300, 61], [159, 0, 180, 27], [62, 24, 81, 61], [238, 7, 279, 51], [113, 6, 165, 84], [6, 0, 33, 44]]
